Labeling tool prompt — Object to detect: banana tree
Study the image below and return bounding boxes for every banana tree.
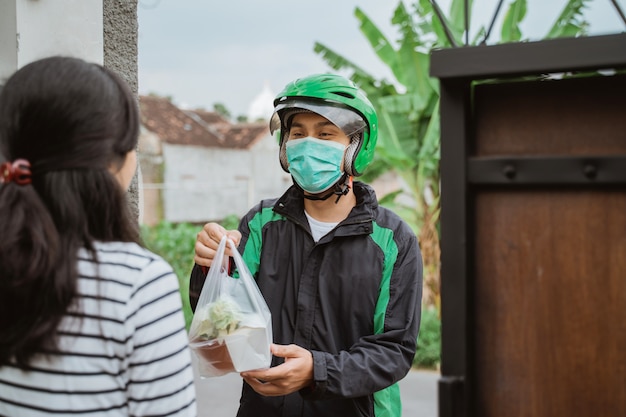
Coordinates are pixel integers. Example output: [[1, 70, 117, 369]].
[[314, 0, 591, 308]]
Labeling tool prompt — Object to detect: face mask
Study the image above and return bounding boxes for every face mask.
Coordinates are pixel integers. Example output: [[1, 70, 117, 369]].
[[286, 137, 346, 194]]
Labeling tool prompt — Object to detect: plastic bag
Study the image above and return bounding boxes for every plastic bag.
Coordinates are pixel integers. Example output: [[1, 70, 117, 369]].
[[188, 236, 272, 378]]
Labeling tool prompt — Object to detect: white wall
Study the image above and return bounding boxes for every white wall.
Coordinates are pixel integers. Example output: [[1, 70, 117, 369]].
[[0, 0, 103, 83], [162, 135, 291, 223], [0, 1, 18, 81]]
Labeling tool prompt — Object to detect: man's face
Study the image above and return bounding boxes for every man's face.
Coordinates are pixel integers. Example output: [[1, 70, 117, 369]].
[[287, 112, 351, 148]]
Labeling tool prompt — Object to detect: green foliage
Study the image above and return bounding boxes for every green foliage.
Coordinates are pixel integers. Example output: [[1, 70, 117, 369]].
[[195, 297, 242, 339], [501, 0, 527, 42], [545, 0, 590, 39], [140, 216, 241, 330], [313, 0, 592, 310], [319, 0, 591, 219], [219, 214, 241, 230], [413, 307, 441, 369], [212, 102, 231, 120], [141, 221, 198, 329]]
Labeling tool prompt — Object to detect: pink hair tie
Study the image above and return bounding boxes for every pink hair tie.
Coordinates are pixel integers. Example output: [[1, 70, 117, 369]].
[[0, 159, 32, 185]]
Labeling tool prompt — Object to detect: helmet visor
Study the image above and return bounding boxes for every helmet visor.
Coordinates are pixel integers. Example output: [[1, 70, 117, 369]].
[[270, 99, 367, 138]]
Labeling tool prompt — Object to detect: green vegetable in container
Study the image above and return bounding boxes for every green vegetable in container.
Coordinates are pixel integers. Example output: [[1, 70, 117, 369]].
[[195, 296, 242, 340]]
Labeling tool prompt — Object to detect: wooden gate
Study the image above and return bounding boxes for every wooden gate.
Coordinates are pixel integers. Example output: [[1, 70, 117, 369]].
[[430, 33, 626, 417]]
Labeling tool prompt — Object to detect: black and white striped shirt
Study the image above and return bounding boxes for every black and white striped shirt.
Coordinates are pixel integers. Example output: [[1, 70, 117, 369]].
[[0, 241, 197, 417]]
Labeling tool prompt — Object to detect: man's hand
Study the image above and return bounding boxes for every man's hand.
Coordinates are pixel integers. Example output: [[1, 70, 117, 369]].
[[240, 344, 314, 397], [194, 222, 241, 267]]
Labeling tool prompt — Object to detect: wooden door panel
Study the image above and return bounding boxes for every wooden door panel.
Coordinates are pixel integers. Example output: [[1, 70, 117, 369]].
[[473, 190, 626, 417]]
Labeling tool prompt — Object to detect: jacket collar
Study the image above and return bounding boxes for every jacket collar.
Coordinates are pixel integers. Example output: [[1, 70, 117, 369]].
[[274, 181, 377, 235]]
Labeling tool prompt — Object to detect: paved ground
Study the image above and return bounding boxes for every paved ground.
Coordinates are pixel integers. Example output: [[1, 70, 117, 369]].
[[191, 355, 439, 416]]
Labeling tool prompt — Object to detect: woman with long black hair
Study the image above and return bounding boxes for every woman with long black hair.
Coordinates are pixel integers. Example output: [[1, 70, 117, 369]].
[[0, 56, 196, 417]]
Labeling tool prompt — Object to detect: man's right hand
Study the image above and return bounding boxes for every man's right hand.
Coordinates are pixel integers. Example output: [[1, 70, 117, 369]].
[[194, 222, 242, 267]]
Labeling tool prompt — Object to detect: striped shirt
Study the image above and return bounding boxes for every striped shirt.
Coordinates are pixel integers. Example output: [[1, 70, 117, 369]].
[[0, 241, 197, 417]]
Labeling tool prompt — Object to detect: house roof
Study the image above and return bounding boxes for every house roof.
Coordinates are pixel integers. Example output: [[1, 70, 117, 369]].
[[214, 122, 269, 149], [139, 95, 269, 149], [189, 108, 229, 126]]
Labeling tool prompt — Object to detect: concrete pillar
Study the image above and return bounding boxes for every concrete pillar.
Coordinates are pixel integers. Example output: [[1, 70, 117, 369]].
[[0, 0, 140, 221], [103, 0, 140, 220]]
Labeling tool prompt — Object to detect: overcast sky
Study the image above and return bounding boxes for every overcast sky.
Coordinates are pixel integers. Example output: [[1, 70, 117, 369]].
[[137, 0, 625, 119]]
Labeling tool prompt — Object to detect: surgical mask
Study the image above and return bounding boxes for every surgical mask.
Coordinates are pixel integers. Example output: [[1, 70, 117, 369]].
[[286, 137, 346, 194]]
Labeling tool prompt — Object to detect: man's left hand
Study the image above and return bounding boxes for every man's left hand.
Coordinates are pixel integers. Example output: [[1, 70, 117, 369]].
[[240, 343, 314, 397]]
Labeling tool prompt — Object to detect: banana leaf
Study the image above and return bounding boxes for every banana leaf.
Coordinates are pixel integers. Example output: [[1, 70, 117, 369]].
[[545, 0, 590, 39], [500, 0, 527, 42]]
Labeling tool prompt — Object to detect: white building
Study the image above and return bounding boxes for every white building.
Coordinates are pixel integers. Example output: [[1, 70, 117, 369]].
[[139, 95, 291, 225], [247, 80, 275, 122]]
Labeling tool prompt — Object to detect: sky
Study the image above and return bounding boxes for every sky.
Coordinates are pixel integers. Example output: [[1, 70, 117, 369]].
[[137, 0, 625, 119]]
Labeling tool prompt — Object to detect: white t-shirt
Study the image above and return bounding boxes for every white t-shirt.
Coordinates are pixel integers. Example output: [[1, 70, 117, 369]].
[[305, 210, 339, 242], [0, 241, 197, 417]]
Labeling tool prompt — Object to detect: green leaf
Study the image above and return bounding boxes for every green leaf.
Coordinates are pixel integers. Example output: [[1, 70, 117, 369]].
[[472, 25, 487, 45], [378, 91, 429, 115], [430, 3, 459, 47], [545, 0, 590, 39], [418, 100, 440, 161], [355, 7, 398, 71], [448, 0, 474, 42], [416, 104, 441, 183], [379, 189, 404, 206], [397, 47, 434, 100], [313, 42, 373, 78], [375, 109, 416, 167], [391, 2, 430, 89], [413, 307, 441, 369], [500, 0, 527, 42], [424, 8, 452, 48]]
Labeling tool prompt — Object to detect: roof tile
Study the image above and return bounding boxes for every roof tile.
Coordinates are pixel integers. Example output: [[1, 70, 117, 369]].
[[139, 95, 269, 149]]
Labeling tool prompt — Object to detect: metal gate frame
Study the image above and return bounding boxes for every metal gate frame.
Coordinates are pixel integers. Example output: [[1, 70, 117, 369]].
[[429, 33, 626, 417]]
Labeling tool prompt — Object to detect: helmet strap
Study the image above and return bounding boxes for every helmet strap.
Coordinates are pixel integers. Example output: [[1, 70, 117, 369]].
[[298, 173, 351, 204]]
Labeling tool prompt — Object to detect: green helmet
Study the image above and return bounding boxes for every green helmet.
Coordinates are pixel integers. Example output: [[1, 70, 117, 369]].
[[269, 73, 378, 177]]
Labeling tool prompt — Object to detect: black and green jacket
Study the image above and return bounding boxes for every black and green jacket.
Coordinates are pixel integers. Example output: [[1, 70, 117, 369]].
[[190, 181, 423, 417]]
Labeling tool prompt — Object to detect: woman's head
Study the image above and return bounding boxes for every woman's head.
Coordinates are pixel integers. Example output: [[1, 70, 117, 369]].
[[0, 57, 141, 367], [0, 56, 139, 184], [0, 56, 140, 243]]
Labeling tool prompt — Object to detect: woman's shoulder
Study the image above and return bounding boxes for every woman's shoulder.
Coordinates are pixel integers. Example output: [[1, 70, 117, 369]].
[[92, 241, 162, 264], [80, 241, 173, 283]]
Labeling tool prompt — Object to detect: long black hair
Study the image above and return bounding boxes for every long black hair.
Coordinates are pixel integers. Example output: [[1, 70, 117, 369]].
[[0, 56, 140, 367]]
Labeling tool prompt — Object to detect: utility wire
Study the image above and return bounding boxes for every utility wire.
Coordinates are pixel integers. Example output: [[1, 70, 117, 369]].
[[464, 0, 469, 46], [430, 0, 459, 47], [609, 0, 626, 27], [481, 0, 505, 45]]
